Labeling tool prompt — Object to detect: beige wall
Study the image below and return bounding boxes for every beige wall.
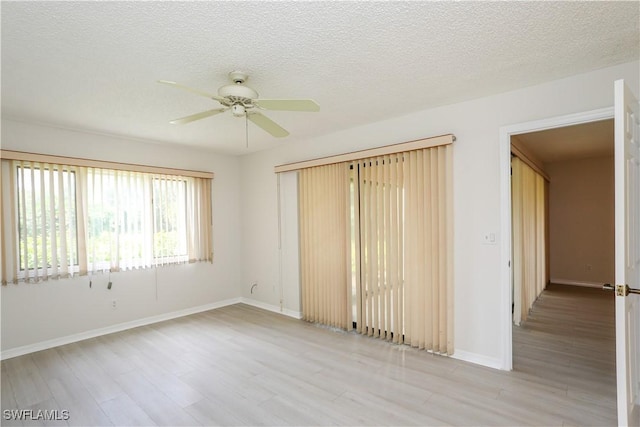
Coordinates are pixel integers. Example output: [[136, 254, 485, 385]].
[[547, 156, 614, 286]]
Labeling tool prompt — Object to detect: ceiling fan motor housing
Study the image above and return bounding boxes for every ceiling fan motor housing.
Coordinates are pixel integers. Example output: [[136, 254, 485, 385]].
[[218, 84, 258, 100]]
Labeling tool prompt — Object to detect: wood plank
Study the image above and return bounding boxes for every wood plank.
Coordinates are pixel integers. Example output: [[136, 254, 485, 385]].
[[112, 371, 199, 426], [45, 376, 112, 426], [1, 363, 24, 427], [55, 343, 124, 404], [2, 356, 52, 408], [98, 394, 156, 426]]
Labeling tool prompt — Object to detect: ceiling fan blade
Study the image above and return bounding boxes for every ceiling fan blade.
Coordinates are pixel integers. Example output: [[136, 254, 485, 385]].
[[254, 99, 320, 112], [247, 112, 289, 137], [158, 80, 226, 103], [169, 108, 227, 125]]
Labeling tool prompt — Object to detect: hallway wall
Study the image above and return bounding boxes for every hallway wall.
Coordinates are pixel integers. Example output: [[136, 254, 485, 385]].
[[547, 156, 615, 286]]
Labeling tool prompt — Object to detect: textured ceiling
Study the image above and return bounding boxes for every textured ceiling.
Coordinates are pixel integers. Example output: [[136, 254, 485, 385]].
[[2, 1, 638, 155], [515, 119, 614, 164]]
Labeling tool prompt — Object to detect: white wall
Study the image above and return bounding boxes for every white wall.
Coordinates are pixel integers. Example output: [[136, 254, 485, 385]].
[[1, 119, 243, 353], [239, 61, 639, 368], [547, 156, 615, 286], [278, 172, 301, 316]]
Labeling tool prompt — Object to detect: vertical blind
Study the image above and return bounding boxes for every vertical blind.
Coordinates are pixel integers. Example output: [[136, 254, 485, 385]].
[[186, 175, 213, 263], [1, 159, 213, 284], [297, 143, 453, 355], [403, 146, 453, 353], [299, 163, 351, 329], [511, 156, 546, 325], [353, 146, 453, 353], [12, 161, 79, 280], [354, 154, 405, 342]]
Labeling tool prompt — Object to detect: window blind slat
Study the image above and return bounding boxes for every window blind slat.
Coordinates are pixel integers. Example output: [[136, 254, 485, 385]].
[[48, 166, 58, 278], [18, 163, 27, 274], [39, 164, 47, 276], [30, 166, 39, 277]]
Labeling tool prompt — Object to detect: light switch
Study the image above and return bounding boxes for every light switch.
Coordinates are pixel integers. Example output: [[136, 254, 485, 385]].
[[482, 232, 497, 244]]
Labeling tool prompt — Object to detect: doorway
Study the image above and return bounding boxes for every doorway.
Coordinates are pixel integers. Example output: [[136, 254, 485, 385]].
[[511, 119, 615, 325], [508, 120, 617, 419], [499, 107, 614, 370]]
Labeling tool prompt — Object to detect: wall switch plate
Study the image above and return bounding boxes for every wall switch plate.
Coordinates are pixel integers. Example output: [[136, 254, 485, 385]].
[[482, 232, 497, 245]]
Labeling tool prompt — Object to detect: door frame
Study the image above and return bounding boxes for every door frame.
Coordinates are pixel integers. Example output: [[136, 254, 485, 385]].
[[498, 106, 614, 370]]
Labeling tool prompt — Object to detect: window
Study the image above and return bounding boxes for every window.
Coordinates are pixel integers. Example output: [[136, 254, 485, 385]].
[[16, 164, 78, 279], [1, 156, 213, 284], [152, 177, 187, 261]]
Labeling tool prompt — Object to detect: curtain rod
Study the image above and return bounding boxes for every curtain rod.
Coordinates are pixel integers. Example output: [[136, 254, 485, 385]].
[[0, 150, 214, 179], [274, 134, 455, 173]]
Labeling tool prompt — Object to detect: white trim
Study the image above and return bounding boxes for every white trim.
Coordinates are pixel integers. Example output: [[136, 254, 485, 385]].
[[499, 106, 614, 372], [0, 298, 241, 360], [240, 297, 303, 319], [500, 107, 614, 136], [550, 278, 605, 289], [451, 349, 503, 370], [499, 132, 514, 371]]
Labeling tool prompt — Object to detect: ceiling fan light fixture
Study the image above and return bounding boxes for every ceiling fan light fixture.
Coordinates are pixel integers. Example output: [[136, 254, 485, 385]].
[[231, 104, 246, 117]]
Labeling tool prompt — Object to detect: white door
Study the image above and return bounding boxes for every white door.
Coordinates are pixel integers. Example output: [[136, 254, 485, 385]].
[[614, 79, 640, 426]]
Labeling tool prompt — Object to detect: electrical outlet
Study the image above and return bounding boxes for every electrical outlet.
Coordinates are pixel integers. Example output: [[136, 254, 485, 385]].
[[111, 300, 117, 309]]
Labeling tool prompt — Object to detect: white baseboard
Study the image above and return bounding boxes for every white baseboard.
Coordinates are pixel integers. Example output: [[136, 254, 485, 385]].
[[451, 349, 504, 370], [1, 297, 242, 360], [240, 297, 303, 319], [550, 278, 604, 289]]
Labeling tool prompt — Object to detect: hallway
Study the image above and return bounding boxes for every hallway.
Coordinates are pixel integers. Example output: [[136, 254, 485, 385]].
[[513, 283, 617, 424]]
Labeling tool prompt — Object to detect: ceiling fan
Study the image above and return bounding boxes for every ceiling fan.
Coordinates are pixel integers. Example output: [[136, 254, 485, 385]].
[[158, 71, 319, 138]]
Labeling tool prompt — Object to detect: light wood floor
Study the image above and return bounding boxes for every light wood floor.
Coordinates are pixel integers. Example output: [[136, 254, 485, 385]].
[[512, 283, 617, 425], [2, 284, 616, 426]]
